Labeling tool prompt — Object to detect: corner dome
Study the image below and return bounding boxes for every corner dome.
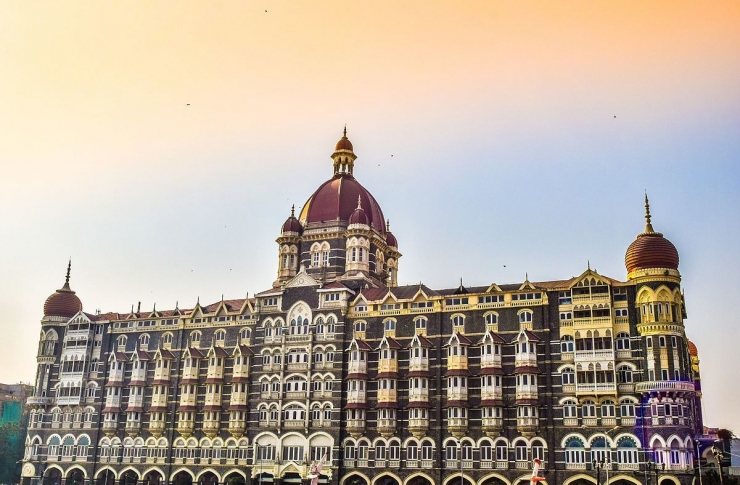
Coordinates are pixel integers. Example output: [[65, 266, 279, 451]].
[[348, 196, 369, 226], [385, 221, 398, 248], [43, 262, 83, 318], [299, 176, 386, 233], [688, 340, 698, 357], [281, 206, 303, 234], [625, 195, 679, 274]]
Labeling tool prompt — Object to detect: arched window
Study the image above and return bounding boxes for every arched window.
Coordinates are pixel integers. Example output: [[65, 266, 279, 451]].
[[384, 319, 396, 331], [117, 335, 127, 348], [240, 328, 251, 340], [601, 400, 616, 417], [485, 313, 498, 325], [561, 335, 574, 352], [451, 315, 465, 332], [519, 311, 533, 323], [591, 436, 608, 462], [564, 437, 585, 464], [616, 332, 631, 350], [582, 400, 597, 418], [561, 367, 575, 385], [139, 334, 150, 347], [616, 436, 638, 464], [189, 331, 201, 345], [214, 329, 226, 345], [617, 365, 633, 383]]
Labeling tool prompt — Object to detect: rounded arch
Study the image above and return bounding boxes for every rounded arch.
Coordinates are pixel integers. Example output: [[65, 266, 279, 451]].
[[441, 474, 475, 485], [372, 473, 403, 485], [170, 468, 195, 482], [479, 473, 513, 485], [195, 469, 221, 483], [141, 468, 165, 485], [117, 468, 140, 485], [659, 477, 681, 485], [563, 475, 597, 485], [340, 472, 371, 485], [65, 465, 88, 479], [608, 475, 643, 485], [403, 472, 435, 485], [223, 471, 247, 485], [560, 433, 588, 448]]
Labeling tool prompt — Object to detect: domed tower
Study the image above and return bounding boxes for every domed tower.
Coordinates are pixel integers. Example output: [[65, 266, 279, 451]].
[[626, 195, 697, 433], [273, 129, 401, 287], [275, 205, 302, 283], [43, 260, 83, 321]]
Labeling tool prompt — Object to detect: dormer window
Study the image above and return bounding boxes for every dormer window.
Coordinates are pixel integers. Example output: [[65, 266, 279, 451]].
[[446, 297, 468, 306], [263, 297, 278, 307], [354, 304, 367, 313], [325, 293, 340, 302]]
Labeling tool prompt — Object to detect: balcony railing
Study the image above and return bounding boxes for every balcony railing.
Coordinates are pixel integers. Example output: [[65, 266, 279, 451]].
[[576, 382, 617, 393], [635, 381, 695, 393], [575, 349, 615, 361]]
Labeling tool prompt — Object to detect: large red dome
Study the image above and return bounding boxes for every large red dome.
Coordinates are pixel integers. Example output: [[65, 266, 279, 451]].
[[44, 262, 83, 318], [625, 232, 679, 273], [299, 174, 386, 233]]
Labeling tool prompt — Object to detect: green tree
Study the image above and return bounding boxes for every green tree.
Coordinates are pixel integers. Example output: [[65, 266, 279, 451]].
[[0, 422, 24, 483]]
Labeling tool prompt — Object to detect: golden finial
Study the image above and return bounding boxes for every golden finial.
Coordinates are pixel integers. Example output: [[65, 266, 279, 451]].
[[61, 258, 72, 290], [343, 125, 347, 138], [290, 204, 295, 217], [356, 195, 362, 210], [644, 192, 655, 233]]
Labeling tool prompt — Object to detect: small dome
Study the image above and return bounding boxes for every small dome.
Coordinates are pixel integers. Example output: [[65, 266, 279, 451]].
[[625, 195, 679, 274], [349, 197, 369, 226], [335, 127, 353, 152], [282, 206, 303, 234], [688, 340, 698, 357], [385, 220, 398, 248], [43, 262, 82, 318]]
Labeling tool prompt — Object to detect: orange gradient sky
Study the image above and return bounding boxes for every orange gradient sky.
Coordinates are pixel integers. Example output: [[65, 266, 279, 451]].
[[1, 1, 740, 431]]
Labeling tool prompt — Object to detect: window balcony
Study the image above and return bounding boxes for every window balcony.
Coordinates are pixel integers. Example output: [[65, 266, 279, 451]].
[[378, 360, 398, 373], [285, 391, 307, 400], [447, 388, 468, 401], [284, 334, 311, 343], [447, 356, 468, 370], [481, 355, 502, 368], [228, 420, 246, 437], [447, 417, 468, 437], [203, 420, 220, 437], [566, 463, 587, 470], [348, 361, 367, 374], [515, 385, 538, 400], [576, 382, 617, 394], [515, 354, 538, 368], [284, 419, 304, 428], [482, 417, 503, 435], [149, 420, 165, 437], [574, 349, 615, 361], [377, 389, 397, 402], [409, 358, 429, 372], [347, 390, 366, 403], [635, 381, 695, 393], [409, 418, 429, 437], [517, 417, 538, 432], [408, 388, 429, 401], [286, 362, 309, 371], [27, 396, 54, 405], [346, 419, 365, 437], [377, 419, 396, 437]]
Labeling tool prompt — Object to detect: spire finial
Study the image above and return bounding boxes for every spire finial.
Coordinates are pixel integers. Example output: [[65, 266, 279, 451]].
[[61, 258, 72, 290], [588, 260, 591, 271], [525, 272, 529, 281], [343, 125, 347, 138], [290, 204, 295, 217], [153, 302, 156, 312], [356, 195, 362, 210], [386, 219, 390, 231], [644, 191, 654, 233]]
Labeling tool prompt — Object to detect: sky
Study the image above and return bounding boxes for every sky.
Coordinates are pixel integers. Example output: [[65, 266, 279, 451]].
[[1, 1, 739, 431]]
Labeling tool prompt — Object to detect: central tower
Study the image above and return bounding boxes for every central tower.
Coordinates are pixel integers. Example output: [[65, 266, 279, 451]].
[[274, 130, 401, 288]]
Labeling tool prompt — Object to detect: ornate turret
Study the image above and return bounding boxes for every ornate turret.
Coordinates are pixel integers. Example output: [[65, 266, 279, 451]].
[[43, 260, 82, 319], [625, 194, 680, 280], [332, 126, 356, 176]]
